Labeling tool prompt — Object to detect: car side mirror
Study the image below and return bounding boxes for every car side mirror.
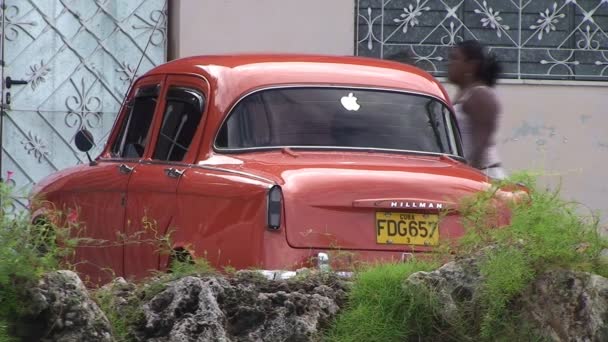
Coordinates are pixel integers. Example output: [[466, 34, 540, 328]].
[[74, 129, 97, 166], [75, 129, 94, 152]]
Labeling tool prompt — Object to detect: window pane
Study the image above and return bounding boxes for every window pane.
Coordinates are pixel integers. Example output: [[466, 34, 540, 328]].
[[216, 88, 454, 154], [111, 85, 159, 158], [153, 87, 205, 161]]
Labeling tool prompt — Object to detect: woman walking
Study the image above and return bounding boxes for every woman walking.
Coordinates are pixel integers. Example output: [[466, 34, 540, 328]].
[[448, 40, 507, 180]]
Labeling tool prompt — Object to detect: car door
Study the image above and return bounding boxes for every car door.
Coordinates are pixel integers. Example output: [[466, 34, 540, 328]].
[[65, 76, 163, 285], [123, 74, 209, 280]]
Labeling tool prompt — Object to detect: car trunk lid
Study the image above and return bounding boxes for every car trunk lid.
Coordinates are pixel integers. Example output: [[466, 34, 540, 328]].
[[211, 151, 489, 252]]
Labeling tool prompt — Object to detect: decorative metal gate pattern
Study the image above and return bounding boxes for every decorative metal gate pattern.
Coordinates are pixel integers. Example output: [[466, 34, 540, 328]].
[[0, 0, 167, 212], [356, 0, 608, 81]]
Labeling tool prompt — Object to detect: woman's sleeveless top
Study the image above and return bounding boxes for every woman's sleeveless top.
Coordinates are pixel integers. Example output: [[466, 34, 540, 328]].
[[453, 85, 501, 169]]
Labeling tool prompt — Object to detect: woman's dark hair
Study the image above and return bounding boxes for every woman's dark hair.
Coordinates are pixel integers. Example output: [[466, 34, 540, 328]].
[[456, 40, 502, 87]]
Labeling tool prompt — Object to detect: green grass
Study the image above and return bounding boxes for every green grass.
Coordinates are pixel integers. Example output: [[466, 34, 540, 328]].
[[325, 171, 608, 341], [461, 173, 608, 338], [94, 284, 143, 342], [325, 261, 439, 342], [0, 181, 216, 341], [470, 173, 606, 339], [0, 184, 80, 340], [0, 321, 15, 342]]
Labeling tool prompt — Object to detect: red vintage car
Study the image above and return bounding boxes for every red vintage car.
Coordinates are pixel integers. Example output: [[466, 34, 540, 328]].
[[31, 54, 518, 285]]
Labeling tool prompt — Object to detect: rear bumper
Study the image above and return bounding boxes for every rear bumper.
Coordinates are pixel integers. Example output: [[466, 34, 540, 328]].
[[259, 248, 437, 280]]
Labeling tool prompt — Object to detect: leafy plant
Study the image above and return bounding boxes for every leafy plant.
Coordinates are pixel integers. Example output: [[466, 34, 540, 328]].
[[94, 281, 143, 342], [326, 171, 608, 341], [0, 182, 81, 339], [456, 172, 608, 338], [325, 261, 440, 342]]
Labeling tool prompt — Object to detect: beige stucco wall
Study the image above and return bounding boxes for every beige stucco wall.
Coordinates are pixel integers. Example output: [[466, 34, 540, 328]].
[[444, 82, 608, 222], [168, 0, 355, 58], [171, 1, 608, 223]]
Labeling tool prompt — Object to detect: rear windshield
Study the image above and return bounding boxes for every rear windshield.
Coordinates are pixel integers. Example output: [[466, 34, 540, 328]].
[[215, 87, 456, 154]]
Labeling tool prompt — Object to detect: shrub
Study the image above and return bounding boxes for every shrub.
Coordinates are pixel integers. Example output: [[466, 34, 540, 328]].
[[0, 182, 80, 339], [92, 254, 215, 342], [457, 172, 608, 338], [324, 261, 440, 342], [0, 180, 214, 341], [326, 171, 608, 341]]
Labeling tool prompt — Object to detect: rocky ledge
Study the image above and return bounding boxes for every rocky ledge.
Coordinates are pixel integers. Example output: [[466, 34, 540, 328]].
[[7, 256, 608, 342]]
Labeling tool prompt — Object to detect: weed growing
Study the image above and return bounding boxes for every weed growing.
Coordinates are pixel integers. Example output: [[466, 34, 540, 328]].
[[94, 281, 143, 342], [326, 171, 608, 341], [0, 183, 80, 339], [456, 172, 608, 338], [92, 254, 216, 341], [0, 181, 199, 341], [325, 261, 440, 342], [0, 321, 15, 342]]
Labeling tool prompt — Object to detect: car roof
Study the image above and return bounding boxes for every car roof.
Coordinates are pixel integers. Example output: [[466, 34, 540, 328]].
[[142, 54, 451, 103]]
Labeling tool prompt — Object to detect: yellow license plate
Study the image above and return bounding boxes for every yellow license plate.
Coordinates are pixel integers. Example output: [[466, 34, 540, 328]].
[[375, 212, 439, 246]]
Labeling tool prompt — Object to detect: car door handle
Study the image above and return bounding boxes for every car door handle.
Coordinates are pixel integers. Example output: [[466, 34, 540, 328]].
[[118, 164, 134, 174], [164, 167, 184, 179]]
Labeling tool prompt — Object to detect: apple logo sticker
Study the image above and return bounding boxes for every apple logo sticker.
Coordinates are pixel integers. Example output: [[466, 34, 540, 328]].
[[340, 92, 360, 111]]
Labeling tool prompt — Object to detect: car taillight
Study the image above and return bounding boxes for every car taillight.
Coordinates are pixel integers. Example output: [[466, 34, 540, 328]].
[[267, 185, 283, 230]]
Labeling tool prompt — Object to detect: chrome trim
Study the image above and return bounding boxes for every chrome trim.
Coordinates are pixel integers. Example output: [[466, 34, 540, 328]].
[[317, 252, 330, 271], [190, 164, 276, 185], [443, 107, 459, 155], [258, 269, 353, 281], [212, 84, 463, 157], [100, 157, 142, 163], [164, 167, 185, 178], [118, 164, 134, 174], [96, 159, 277, 185], [140, 159, 191, 167], [260, 270, 297, 281], [215, 145, 466, 163], [401, 252, 414, 262]]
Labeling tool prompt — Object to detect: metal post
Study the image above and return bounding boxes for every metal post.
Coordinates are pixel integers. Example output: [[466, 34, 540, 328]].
[[0, 0, 5, 187]]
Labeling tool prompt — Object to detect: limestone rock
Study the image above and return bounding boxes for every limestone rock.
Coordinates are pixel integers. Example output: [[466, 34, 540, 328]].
[[134, 272, 347, 342], [19, 270, 113, 342]]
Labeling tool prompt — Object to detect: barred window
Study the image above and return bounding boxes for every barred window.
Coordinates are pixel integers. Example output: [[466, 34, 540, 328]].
[[355, 0, 608, 81]]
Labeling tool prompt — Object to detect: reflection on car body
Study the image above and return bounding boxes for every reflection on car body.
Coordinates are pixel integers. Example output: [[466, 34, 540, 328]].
[[31, 54, 520, 285]]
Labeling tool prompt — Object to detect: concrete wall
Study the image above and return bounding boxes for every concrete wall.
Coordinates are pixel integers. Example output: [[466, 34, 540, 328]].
[[170, 1, 608, 222], [168, 0, 355, 58], [444, 82, 608, 222]]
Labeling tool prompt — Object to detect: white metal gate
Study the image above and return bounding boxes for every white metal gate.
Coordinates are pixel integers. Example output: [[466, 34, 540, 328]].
[[0, 0, 167, 212]]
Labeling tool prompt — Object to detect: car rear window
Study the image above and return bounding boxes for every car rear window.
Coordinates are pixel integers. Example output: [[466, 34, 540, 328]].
[[215, 87, 456, 154]]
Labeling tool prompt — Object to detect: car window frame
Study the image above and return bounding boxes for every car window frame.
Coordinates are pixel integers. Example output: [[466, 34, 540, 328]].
[[151, 86, 206, 163], [144, 74, 211, 166], [101, 74, 166, 162], [444, 106, 463, 157], [212, 85, 464, 160]]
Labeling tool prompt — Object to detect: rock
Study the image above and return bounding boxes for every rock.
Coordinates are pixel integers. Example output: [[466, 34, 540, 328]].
[[599, 249, 608, 265], [405, 249, 489, 322], [18, 270, 113, 342], [134, 272, 347, 341], [405, 248, 608, 342], [520, 270, 608, 342], [137, 276, 229, 342], [97, 276, 138, 317]]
